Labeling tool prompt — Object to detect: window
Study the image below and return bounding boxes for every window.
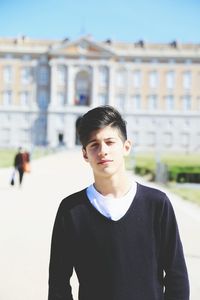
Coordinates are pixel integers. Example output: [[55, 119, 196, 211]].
[[148, 95, 157, 110], [39, 55, 48, 63], [1, 128, 10, 144], [38, 90, 48, 109], [132, 131, 139, 146], [20, 129, 30, 144], [181, 133, 190, 147], [133, 95, 141, 110], [75, 71, 90, 106], [166, 71, 175, 89], [3, 91, 12, 105], [3, 66, 12, 83], [149, 71, 158, 89], [116, 94, 125, 110], [165, 95, 174, 110], [57, 92, 66, 106], [146, 132, 156, 146], [20, 91, 30, 106], [22, 55, 31, 61], [1, 114, 10, 125], [22, 114, 29, 124], [183, 119, 190, 129], [164, 132, 172, 147], [39, 66, 49, 85], [4, 54, 13, 59], [128, 95, 141, 111], [99, 66, 108, 87], [183, 71, 191, 90], [116, 69, 126, 88], [57, 65, 66, 85], [21, 67, 32, 84], [133, 70, 141, 88], [182, 96, 191, 111], [168, 59, 175, 65], [98, 93, 107, 105]]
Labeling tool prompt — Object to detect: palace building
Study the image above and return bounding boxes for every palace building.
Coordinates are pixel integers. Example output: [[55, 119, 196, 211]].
[[0, 35, 200, 153]]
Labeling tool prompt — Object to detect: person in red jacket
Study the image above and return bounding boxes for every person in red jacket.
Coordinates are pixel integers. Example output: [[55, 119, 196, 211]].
[[14, 147, 30, 186]]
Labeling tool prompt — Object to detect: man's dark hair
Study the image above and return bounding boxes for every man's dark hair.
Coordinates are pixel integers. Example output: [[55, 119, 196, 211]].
[[77, 105, 127, 148]]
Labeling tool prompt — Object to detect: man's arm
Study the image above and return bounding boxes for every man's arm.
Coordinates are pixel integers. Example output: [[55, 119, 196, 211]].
[[48, 202, 74, 300], [161, 195, 189, 300]]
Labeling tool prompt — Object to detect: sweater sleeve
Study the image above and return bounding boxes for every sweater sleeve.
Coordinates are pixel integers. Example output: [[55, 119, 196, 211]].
[[160, 195, 189, 300], [48, 202, 74, 300]]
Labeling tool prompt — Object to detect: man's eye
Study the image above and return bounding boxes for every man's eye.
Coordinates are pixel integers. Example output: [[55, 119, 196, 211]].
[[90, 143, 98, 148], [107, 141, 115, 145]]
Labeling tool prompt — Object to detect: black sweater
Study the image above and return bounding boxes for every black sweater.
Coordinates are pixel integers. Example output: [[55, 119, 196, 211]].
[[48, 183, 189, 300]]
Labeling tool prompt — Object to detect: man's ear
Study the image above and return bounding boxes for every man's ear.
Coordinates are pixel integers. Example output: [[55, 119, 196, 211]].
[[123, 140, 132, 156], [82, 148, 88, 161]]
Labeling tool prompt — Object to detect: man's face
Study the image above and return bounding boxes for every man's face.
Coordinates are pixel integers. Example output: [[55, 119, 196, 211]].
[[82, 125, 131, 179]]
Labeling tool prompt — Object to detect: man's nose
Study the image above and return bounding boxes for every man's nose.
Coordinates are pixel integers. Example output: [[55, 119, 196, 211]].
[[98, 143, 108, 156]]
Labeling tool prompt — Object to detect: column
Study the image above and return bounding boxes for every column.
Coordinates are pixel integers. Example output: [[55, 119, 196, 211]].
[[108, 64, 115, 106], [125, 66, 131, 113], [66, 64, 74, 105], [47, 60, 57, 147], [30, 59, 39, 110], [91, 65, 98, 107], [49, 60, 57, 108]]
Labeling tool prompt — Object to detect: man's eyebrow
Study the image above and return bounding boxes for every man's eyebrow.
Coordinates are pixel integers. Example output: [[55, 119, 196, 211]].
[[88, 137, 116, 144], [105, 137, 117, 140], [87, 139, 97, 144]]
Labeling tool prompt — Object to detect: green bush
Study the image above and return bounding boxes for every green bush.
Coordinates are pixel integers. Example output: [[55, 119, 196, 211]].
[[130, 152, 200, 183], [167, 165, 200, 182]]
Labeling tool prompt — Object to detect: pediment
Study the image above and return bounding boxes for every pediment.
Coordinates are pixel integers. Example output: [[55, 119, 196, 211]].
[[49, 37, 115, 58]]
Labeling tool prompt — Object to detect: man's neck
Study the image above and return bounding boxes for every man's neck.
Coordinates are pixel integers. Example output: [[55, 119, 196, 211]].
[[93, 172, 131, 198]]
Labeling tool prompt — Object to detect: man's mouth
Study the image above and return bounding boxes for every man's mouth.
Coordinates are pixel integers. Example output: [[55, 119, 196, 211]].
[[98, 160, 113, 165]]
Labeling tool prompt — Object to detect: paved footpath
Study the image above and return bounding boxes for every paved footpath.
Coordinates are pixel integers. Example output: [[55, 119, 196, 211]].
[[0, 150, 199, 300]]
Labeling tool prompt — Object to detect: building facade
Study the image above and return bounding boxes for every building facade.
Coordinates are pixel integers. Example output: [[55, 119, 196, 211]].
[[0, 36, 200, 153]]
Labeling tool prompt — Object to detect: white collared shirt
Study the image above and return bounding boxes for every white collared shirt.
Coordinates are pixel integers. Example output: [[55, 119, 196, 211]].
[[86, 182, 137, 221]]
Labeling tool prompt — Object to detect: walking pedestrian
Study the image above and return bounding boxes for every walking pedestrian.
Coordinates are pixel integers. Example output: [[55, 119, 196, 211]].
[[13, 147, 30, 186], [48, 105, 189, 300]]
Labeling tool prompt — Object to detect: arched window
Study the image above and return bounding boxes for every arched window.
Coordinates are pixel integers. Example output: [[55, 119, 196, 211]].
[[133, 70, 141, 88], [99, 66, 108, 87], [75, 71, 91, 106], [116, 68, 126, 88], [57, 65, 66, 85]]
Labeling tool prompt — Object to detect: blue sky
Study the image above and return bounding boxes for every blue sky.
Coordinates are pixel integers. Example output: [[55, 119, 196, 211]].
[[0, 0, 200, 43]]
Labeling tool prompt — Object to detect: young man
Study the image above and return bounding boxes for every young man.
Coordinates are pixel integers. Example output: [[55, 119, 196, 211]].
[[48, 105, 189, 300]]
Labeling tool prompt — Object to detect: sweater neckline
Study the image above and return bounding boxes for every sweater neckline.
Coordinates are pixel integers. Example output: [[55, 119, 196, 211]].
[[84, 182, 139, 224]]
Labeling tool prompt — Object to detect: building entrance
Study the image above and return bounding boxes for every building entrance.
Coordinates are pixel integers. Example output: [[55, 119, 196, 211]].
[[58, 132, 64, 146]]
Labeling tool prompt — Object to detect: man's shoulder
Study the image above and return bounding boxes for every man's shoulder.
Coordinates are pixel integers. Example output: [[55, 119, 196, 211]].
[[137, 182, 168, 205], [137, 182, 165, 195], [58, 188, 87, 212]]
